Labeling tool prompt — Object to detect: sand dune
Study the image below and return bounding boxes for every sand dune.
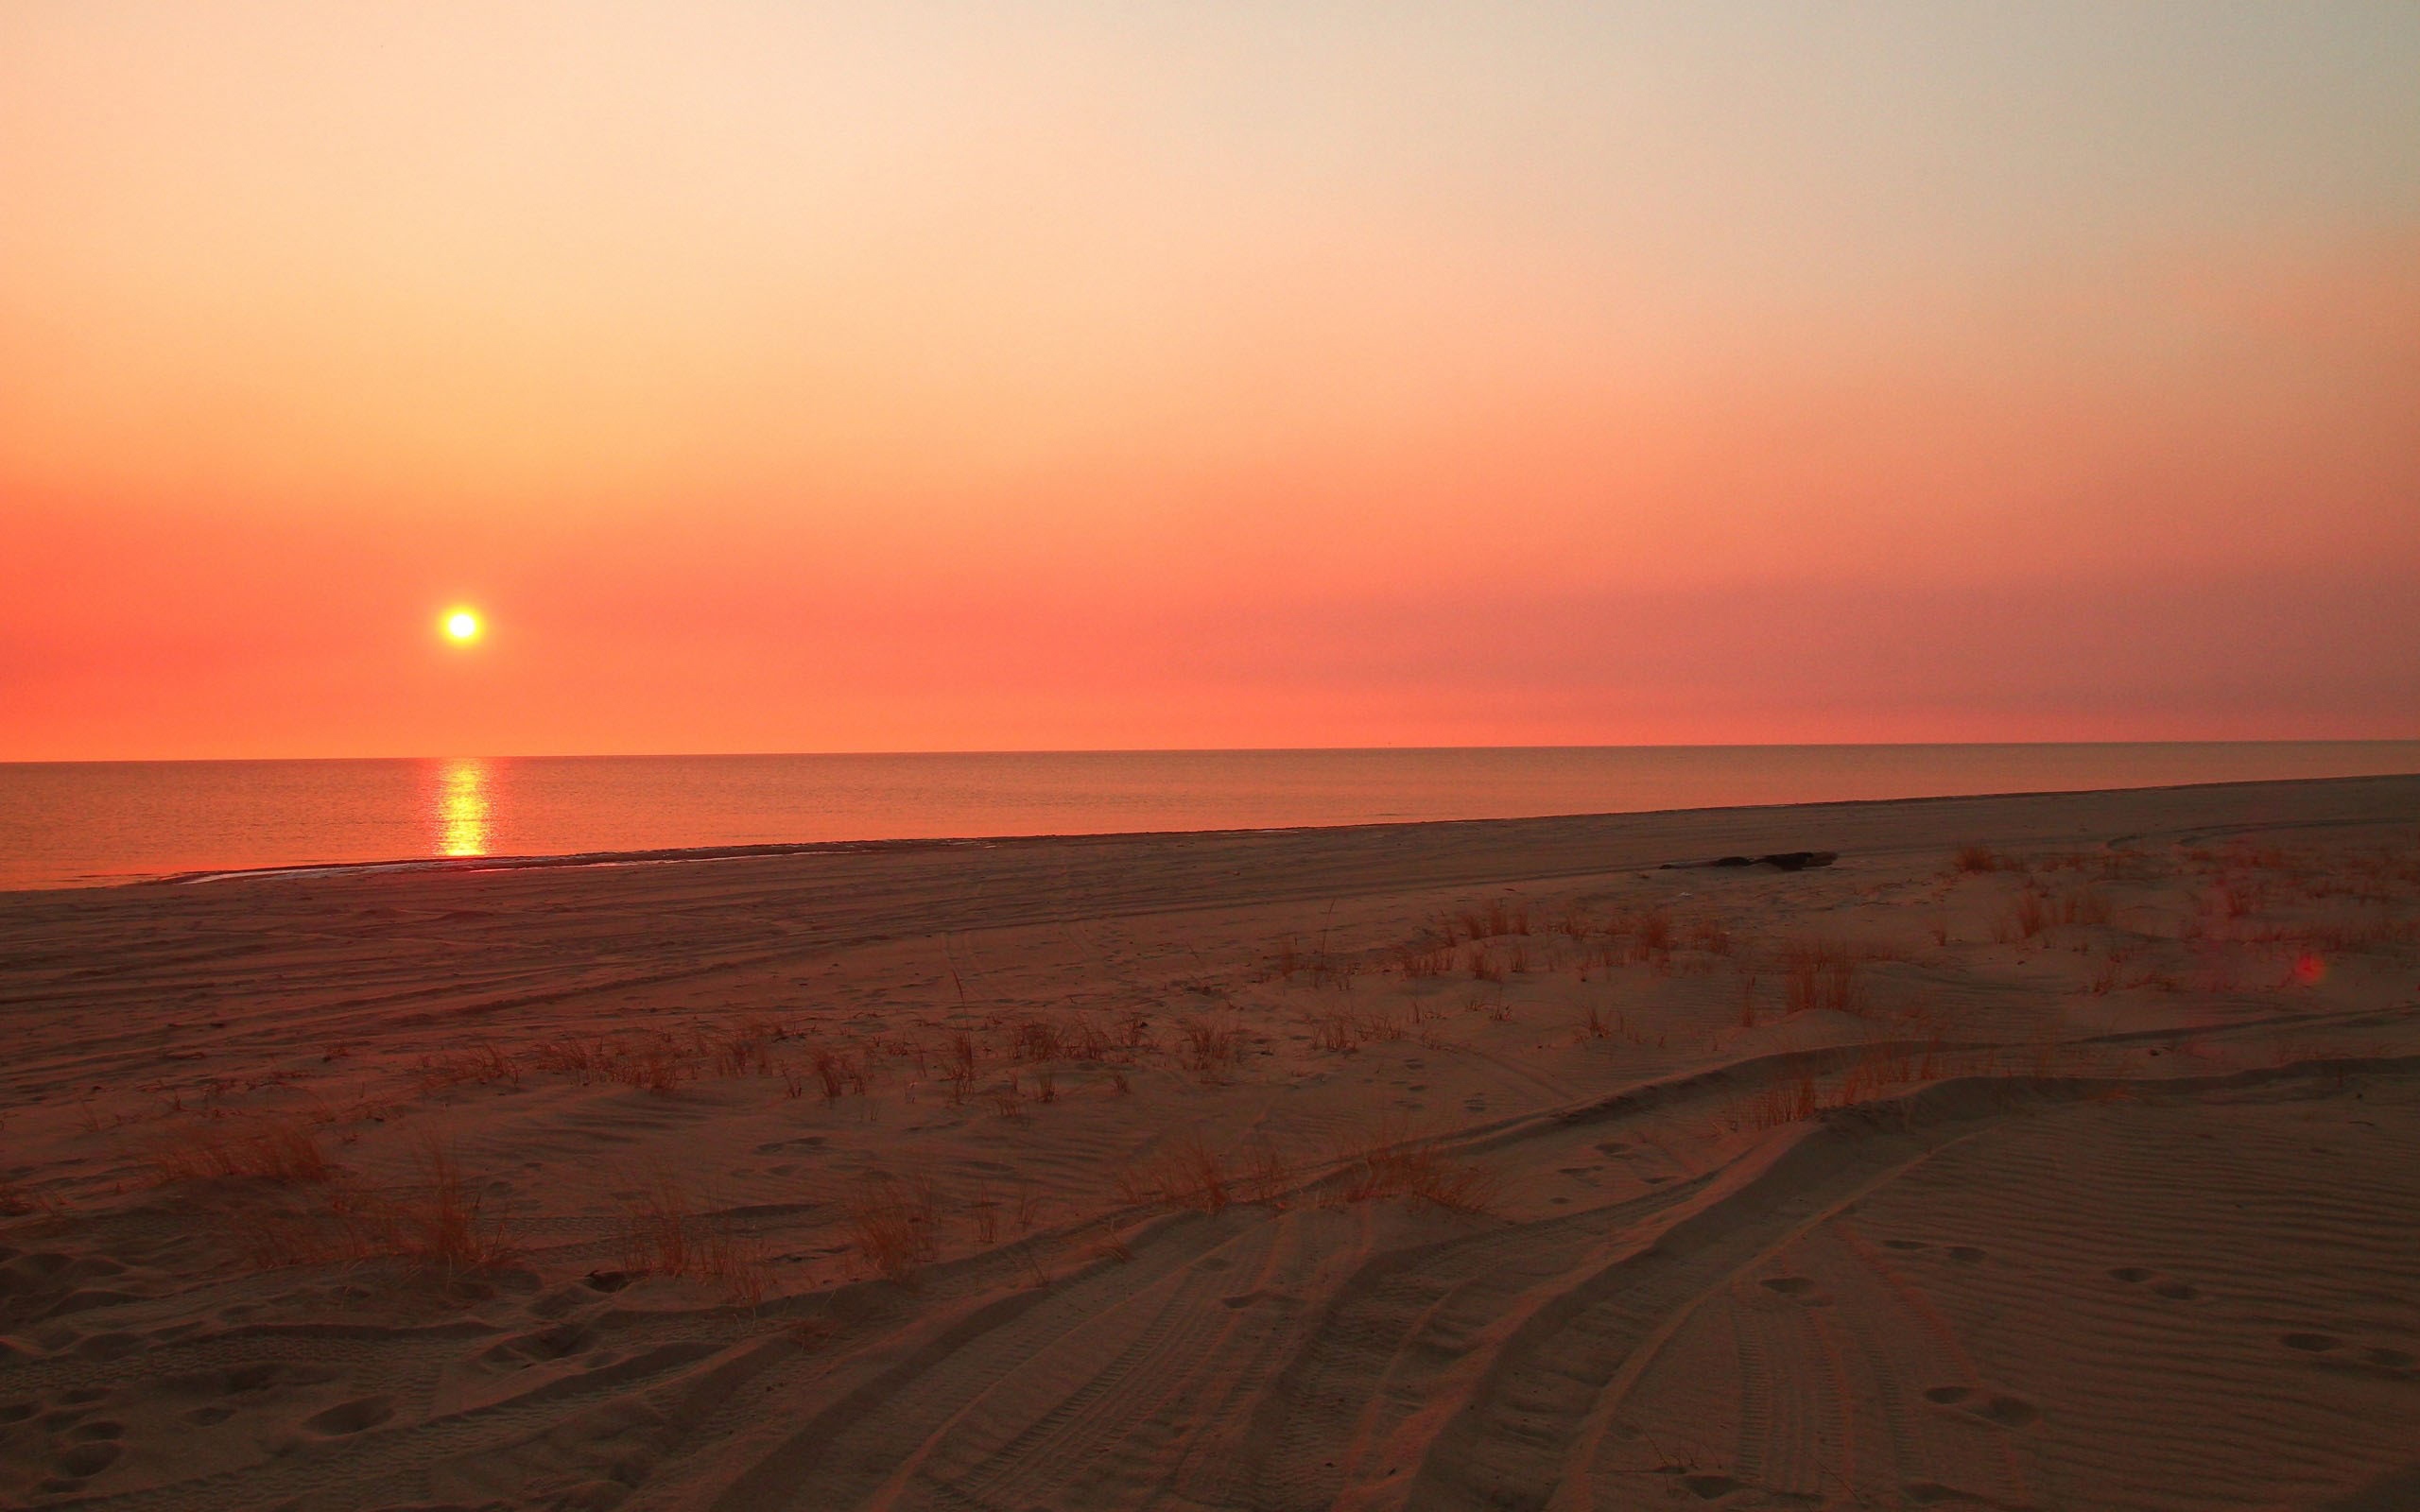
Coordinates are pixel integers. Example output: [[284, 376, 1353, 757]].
[[3, 776, 2418, 1510]]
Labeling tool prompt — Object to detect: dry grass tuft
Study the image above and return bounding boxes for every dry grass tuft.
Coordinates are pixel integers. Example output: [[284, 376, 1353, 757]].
[[710, 1018, 788, 1078], [1308, 1007, 1405, 1054], [380, 1143, 518, 1272], [199, 1142, 520, 1275], [1161, 1136, 1232, 1212], [150, 1115, 333, 1187], [527, 1032, 691, 1091], [616, 1175, 769, 1304], [848, 1171, 940, 1282], [810, 1045, 867, 1102], [1240, 1141, 1295, 1207], [2055, 887, 2114, 928], [1726, 1074, 1822, 1131], [1397, 937, 1456, 978], [1455, 898, 1531, 940], [1068, 1015, 1115, 1061], [596, 1034, 686, 1091], [1954, 844, 2002, 872], [2003, 889, 2048, 941], [1780, 939, 1869, 1017], [1327, 1127, 1497, 1214], [1310, 1010, 1358, 1054], [1177, 1015, 1243, 1079], [1011, 1017, 1064, 1062], [992, 1074, 1026, 1118], [1116, 1134, 1233, 1213], [1995, 885, 2106, 940], [413, 1040, 522, 1093], [1581, 908, 1680, 970]]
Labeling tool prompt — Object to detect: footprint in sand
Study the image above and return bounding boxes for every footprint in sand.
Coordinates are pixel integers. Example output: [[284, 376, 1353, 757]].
[[1924, 1384, 2036, 1426], [752, 1136, 827, 1155], [2365, 1347, 2415, 1369], [1906, 1481, 1999, 1504], [70, 1332, 143, 1361], [1945, 1246, 1987, 1264], [52, 1435, 122, 1478], [1971, 1394, 2041, 1428], [2109, 1265, 2197, 1298], [222, 1364, 286, 1394], [1760, 1276, 1815, 1296], [2283, 1332, 2342, 1352], [301, 1396, 394, 1435], [483, 1323, 596, 1366]]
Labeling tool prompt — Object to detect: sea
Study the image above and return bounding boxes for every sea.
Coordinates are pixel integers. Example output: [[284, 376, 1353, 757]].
[[2, 744, 2414, 892]]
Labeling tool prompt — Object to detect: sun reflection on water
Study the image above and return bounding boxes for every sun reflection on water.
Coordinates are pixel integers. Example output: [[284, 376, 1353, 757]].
[[438, 758, 490, 857]]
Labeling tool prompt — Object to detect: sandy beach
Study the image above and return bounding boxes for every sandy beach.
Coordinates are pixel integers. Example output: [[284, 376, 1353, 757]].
[[3, 775, 2417, 1511]]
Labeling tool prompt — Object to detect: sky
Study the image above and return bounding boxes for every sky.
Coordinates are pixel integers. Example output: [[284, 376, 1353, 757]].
[[4, 2, 2416, 759]]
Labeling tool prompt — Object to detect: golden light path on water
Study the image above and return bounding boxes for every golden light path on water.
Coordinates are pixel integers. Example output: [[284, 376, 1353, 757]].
[[437, 757, 489, 857]]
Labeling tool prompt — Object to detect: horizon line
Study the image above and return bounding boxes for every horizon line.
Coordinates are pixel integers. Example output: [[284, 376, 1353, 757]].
[[9, 736, 2420, 767]]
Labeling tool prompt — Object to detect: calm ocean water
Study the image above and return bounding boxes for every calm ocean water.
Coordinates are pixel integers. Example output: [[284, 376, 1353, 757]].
[[2, 744, 2414, 892]]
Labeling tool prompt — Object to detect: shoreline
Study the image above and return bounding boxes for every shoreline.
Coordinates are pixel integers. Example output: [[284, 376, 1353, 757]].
[[130, 766, 2420, 891]]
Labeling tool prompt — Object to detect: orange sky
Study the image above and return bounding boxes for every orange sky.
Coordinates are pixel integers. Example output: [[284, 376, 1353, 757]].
[[5, 4, 2417, 759]]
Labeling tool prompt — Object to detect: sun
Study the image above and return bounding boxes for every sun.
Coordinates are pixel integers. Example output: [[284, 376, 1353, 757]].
[[442, 609, 482, 644]]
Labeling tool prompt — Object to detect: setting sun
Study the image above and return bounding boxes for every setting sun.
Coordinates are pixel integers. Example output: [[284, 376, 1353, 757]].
[[442, 610, 481, 644]]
